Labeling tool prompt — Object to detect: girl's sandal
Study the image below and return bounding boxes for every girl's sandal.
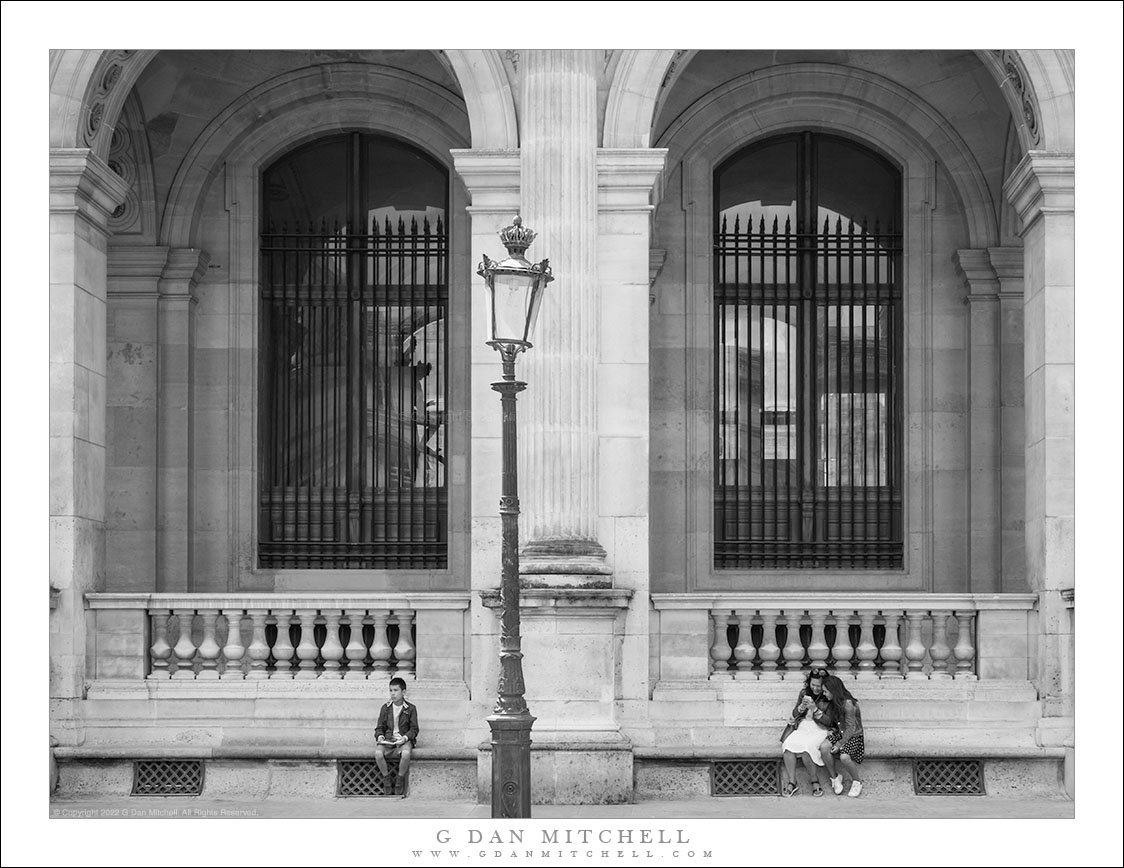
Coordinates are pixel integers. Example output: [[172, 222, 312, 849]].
[[811, 782, 824, 797], [781, 782, 799, 798]]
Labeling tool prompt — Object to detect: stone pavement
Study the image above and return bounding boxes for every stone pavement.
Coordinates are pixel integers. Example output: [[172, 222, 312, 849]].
[[49, 792, 1073, 819]]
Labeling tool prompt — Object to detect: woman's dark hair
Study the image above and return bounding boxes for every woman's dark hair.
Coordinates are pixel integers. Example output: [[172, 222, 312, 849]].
[[802, 667, 829, 693], [821, 674, 856, 722]]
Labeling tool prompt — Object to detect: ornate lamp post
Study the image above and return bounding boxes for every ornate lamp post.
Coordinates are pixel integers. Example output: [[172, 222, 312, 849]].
[[478, 215, 553, 819]]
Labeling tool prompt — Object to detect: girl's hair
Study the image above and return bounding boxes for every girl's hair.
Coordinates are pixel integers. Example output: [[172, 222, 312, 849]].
[[802, 667, 829, 693], [821, 674, 856, 722]]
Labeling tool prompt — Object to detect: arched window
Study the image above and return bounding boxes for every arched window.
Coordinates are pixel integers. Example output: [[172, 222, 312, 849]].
[[259, 132, 449, 569], [714, 132, 902, 569]]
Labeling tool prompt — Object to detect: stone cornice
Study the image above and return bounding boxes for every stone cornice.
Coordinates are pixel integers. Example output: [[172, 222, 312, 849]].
[[50, 148, 129, 226], [450, 150, 520, 211], [954, 249, 999, 293], [1003, 151, 1075, 231], [106, 246, 171, 281], [597, 148, 669, 212], [987, 246, 1025, 281], [161, 248, 211, 292]]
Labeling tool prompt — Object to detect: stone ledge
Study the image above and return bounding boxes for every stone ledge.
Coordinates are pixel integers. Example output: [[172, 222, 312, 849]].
[[633, 745, 1066, 760], [53, 746, 477, 761]]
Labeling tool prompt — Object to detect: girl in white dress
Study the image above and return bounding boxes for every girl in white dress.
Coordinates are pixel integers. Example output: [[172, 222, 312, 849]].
[[780, 668, 834, 797]]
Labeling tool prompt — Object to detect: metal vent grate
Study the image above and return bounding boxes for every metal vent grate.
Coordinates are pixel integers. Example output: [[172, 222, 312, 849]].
[[913, 759, 986, 795], [712, 760, 781, 796], [132, 760, 203, 796], [338, 760, 399, 797]]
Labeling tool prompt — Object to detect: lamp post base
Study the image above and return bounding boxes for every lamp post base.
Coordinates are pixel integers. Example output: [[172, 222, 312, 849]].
[[487, 711, 536, 818]]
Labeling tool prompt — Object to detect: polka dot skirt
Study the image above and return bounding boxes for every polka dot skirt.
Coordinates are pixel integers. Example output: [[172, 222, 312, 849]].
[[828, 730, 865, 764]]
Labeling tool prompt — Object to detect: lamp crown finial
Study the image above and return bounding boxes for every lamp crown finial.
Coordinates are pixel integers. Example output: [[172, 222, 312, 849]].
[[499, 215, 537, 256]]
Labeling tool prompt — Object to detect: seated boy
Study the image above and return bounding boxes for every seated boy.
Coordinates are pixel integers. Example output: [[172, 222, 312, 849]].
[[375, 676, 419, 795]]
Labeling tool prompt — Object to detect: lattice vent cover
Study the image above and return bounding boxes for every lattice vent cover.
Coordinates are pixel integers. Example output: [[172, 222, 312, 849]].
[[913, 759, 986, 795], [712, 760, 781, 796], [132, 760, 204, 796], [338, 760, 399, 797]]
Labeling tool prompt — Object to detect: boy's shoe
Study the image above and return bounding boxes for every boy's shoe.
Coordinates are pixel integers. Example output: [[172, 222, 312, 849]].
[[382, 774, 396, 795], [394, 776, 407, 796], [830, 775, 844, 795], [847, 781, 863, 798]]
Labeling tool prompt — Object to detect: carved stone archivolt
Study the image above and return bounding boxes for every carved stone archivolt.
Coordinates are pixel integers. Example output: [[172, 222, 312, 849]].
[[83, 50, 135, 149], [995, 50, 1041, 146]]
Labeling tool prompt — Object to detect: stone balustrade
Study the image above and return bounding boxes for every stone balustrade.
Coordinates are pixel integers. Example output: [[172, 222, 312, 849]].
[[651, 593, 1037, 682], [86, 593, 470, 682]]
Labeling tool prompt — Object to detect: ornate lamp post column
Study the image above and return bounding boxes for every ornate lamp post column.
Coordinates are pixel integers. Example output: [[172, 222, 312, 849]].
[[478, 216, 553, 819]]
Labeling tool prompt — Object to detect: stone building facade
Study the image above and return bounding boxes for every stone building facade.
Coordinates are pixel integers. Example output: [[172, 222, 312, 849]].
[[49, 49, 1074, 802]]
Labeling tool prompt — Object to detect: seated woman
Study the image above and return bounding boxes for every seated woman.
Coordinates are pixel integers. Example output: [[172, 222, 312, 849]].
[[780, 667, 834, 797], [819, 674, 865, 797]]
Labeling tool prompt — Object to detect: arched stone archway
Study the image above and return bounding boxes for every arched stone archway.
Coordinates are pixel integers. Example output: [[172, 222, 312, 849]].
[[50, 48, 519, 161], [603, 48, 1074, 158], [159, 64, 471, 248]]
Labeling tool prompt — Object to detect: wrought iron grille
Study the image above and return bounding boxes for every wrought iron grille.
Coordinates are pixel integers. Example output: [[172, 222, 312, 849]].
[[714, 135, 903, 570], [132, 760, 204, 796], [338, 760, 399, 797], [913, 759, 986, 795], [260, 216, 448, 569], [711, 760, 782, 796]]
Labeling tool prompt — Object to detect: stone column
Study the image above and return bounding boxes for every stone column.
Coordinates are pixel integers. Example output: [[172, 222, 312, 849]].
[[50, 148, 128, 742], [106, 247, 168, 592], [156, 249, 209, 591], [517, 49, 610, 581], [1003, 152, 1074, 745], [955, 250, 1001, 593], [988, 247, 1027, 593]]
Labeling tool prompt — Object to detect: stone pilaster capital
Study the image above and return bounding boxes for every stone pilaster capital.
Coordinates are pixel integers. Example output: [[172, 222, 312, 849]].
[[597, 148, 669, 212], [986, 246, 1024, 280], [50, 147, 129, 227], [162, 248, 211, 287], [953, 249, 999, 298], [1003, 151, 1074, 231], [107, 246, 171, 289], [451, 150, 521, 212]]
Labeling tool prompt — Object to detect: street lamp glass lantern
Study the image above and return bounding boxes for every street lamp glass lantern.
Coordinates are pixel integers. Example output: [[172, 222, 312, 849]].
[[478, 216, 553, 351]]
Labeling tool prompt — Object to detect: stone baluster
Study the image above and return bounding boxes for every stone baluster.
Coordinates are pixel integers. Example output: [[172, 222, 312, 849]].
[[854, 611, 879, 680], [732, 609, 757, 680], [220, 608, 245, 679], [294, 609, 320, 679], [148, 609, 172, 679], [369, 610, 392, 672], [171, 609, 197, 679], [904, 610, 928, 679], [709, 610, 732, 677], [830, 610, 855, 676], [928, 610, 953, 680], [196, 609, 222, 679], [320, 610, 345, 679], [392, 610, 416, 675], [806, 610, 831, 671], [757, 610, 781, 680], [245, 609, 270, 680], [343, 609, 370, 680], [270, 610, 296, 679], [781, 611, 806, 678], [878, 610, 905, 679], [953, 610, 978, 679]]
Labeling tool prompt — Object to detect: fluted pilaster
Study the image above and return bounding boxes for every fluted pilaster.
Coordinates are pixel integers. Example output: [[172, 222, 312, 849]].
[[518, 49, 607, 573]]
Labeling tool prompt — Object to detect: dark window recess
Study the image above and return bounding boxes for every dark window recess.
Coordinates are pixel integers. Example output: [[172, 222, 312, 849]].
[[714, 132, 903, 569], [339, 760, 400, 797], [259, 133, 449, 569]]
